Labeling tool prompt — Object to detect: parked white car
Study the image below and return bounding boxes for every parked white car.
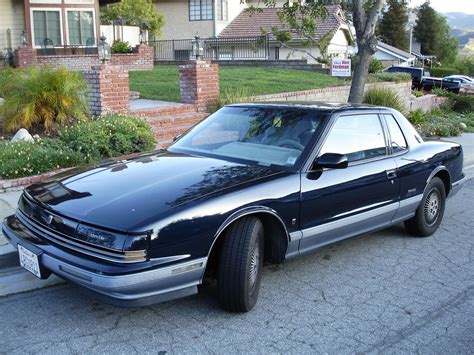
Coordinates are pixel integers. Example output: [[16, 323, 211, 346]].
[[443, 75, 474, 93]]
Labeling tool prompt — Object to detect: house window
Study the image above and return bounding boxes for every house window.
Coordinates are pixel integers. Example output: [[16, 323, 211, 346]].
[[32, 10, 62, 47], [67, 11, 95, 45], [189, 0, 213, 21], [217, 0, 228, 21]]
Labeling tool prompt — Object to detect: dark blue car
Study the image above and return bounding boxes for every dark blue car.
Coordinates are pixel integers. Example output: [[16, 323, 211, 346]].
[[2, 103, 465, 312]]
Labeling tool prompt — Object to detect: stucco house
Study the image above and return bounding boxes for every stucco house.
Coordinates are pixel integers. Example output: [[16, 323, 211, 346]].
[[373, 41, 415, 67], [154, 0, 247, 40], [218, 4, 352, 62], [1, 0, 118, 62], [153, 1, 353, 63]]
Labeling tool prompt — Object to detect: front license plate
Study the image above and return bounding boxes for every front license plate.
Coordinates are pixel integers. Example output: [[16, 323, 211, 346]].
[[18, 244, 42, 278]]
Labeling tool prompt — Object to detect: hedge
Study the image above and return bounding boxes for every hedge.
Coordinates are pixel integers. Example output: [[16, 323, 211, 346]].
[[430, 67, 459, 77]]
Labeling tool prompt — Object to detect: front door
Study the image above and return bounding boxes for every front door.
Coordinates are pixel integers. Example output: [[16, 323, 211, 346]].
[[299, 113, 400, 254]]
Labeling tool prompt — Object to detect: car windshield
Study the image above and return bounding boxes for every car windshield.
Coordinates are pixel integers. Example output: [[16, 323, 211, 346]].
[[169, 106, 327, 169]]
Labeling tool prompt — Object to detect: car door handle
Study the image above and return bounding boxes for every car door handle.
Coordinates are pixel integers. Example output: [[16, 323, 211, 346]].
[[386, 169, 397, 179]]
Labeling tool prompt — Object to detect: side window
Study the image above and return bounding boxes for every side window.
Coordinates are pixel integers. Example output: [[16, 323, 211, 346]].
[[384, 114, 407, 153], [320, 114, 387, 162]]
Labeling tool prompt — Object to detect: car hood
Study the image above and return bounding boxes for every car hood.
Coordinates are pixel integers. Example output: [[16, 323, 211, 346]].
[[25, 151, 281, 232]]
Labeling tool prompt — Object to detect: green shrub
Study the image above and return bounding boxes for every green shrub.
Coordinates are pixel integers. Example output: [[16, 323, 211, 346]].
[[412, 89, 424, 98], [368, 59, 384, 74], [58, 114, 155, 162], [0, 115, 156, 179], [111, 40, 132, 53], [416, 115, 462, 137], [454, 56, 474, 76], [408, 109, 426, 125], [431, 88, 474, 113], [1, 67, 89, 134], [430, 67, 459, 77], [411, 108, 474, 137], [368, 72, 412, 83], [0, 67, 16, 97], [432, 87, 450, 97], [447, 94, 474, 113], [363, 87, 406, 114], [0, 139, 83, 179], [208, 87, 254, 113]]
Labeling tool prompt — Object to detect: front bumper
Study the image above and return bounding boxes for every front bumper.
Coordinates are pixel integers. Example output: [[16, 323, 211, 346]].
[[2, 214, 207, 307]]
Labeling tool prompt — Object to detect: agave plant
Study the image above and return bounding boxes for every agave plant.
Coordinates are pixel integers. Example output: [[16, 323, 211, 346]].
[[363, 87, 407, 115], [1, 67, 89, 134]]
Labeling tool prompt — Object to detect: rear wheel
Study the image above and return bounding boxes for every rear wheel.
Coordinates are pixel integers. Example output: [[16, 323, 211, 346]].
[[217, 217, 264, 312], [404, 177, 446, 237]]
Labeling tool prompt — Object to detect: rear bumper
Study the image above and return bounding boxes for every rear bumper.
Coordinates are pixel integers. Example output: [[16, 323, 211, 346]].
[[450, 174, 466, 198], [2, 214, 207, 307]]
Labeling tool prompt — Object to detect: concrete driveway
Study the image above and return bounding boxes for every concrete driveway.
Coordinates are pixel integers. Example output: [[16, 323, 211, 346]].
[[0, 178, 473, 353]]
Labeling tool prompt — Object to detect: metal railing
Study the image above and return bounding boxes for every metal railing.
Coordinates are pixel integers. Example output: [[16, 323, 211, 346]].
[[147, 35, 271, 62]]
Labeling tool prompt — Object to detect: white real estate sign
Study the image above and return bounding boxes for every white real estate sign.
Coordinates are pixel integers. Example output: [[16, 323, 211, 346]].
[[330, 59, 351, 77]]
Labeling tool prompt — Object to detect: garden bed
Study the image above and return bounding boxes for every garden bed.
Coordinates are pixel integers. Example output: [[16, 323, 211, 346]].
[[0, 115, 156, 183]]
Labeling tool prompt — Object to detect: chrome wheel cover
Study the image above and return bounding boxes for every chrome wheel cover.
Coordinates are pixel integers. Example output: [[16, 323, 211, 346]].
[[249, 241, 260, 289], [424, 189, 441, 226]]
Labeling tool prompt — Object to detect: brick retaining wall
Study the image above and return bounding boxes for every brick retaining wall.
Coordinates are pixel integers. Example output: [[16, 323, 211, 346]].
[[251, 81, 413, 112], [0, 168, 71, 193], [15, 44, 153, 72], [132, 104, 209, 148]]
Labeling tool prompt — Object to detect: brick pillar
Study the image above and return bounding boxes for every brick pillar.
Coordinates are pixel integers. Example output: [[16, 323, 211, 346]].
[[14, 47, 37, 68], [84, 65, 130, 116], [137, 44, 154, 70], [179, 60, 219, 109]]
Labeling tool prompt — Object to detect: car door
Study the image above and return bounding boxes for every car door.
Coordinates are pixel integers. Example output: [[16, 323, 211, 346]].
[[298, 112, 400, 254], [382, 112, 429, 223]]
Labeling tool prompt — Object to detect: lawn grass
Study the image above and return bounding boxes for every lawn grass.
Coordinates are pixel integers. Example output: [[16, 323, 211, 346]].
[[129, 65, 346, 102], [129, 65, 181, 102]]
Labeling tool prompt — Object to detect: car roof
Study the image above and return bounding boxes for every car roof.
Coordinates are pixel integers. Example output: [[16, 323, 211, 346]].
[[227, 101, 387, 113], [445, 75, 472, 81], [388, 66, 421, 70]]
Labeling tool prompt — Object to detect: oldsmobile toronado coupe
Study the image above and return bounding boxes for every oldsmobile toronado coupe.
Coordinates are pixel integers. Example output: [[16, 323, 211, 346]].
[[2, 102, 465, 312]]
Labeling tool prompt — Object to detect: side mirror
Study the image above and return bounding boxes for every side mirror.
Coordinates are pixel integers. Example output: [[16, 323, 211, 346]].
[[313, 153, 348, 170]]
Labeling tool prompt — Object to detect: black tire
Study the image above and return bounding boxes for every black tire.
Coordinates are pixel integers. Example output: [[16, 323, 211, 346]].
[[217, 217, 264, 312], [404, 177, 446, 237]]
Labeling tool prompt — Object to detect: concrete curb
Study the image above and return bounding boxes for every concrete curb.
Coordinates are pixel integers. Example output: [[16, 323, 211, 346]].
[[0, 268, 65, 297], [0, 241, 66, 297]]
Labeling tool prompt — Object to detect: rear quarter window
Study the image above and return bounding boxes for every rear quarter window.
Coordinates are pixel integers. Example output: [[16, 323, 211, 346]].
[[384, 114, 408, 153]]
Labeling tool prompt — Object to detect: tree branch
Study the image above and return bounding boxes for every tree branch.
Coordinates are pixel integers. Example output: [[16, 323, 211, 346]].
[[275, 40, 321, 62], [363, 0, 385, 39]]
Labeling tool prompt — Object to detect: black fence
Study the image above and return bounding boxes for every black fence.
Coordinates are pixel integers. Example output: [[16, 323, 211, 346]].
[[147, 36, 271, 62]]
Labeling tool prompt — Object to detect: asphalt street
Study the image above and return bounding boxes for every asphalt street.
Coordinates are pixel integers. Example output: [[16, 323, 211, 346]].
[[0, 178, 473, 354]]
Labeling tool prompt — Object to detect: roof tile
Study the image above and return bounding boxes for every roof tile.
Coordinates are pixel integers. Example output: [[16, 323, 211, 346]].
[[219, 5, 344, 40]]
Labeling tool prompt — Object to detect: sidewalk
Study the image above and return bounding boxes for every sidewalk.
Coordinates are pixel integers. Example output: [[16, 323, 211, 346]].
[[0, 133, 473, 298], [0, 191, 21, 254], [0, 191, 64, 296]]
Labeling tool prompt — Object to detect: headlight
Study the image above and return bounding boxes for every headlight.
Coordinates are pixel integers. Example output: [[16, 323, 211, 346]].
[[74, 224, 148, 262]]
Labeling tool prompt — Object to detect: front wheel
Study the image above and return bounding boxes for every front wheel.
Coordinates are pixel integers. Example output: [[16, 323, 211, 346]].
[[404, 177, 446, 237], [217, 217, 264, 312]]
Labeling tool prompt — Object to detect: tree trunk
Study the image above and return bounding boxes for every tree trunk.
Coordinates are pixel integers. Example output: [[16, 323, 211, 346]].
[[348, 45, 372, 104]]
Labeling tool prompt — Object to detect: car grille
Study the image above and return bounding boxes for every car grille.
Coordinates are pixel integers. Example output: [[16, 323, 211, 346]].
[[17, 194, 145, 264]]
